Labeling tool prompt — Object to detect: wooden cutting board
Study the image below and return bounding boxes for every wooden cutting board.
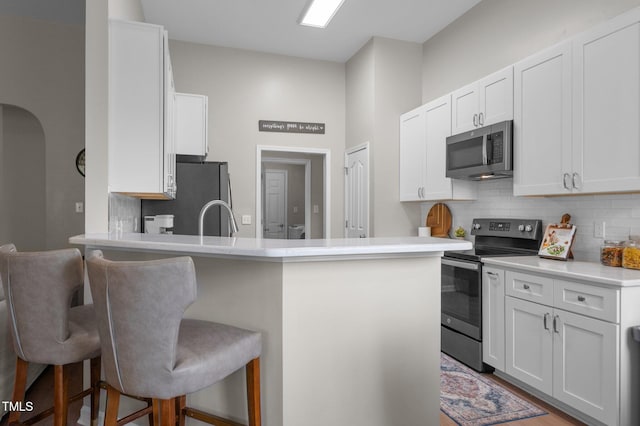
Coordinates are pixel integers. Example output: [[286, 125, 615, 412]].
[[426, 203, 452, 237]]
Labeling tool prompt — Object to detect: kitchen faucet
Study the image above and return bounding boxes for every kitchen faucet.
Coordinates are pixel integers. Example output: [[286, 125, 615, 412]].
[[198, 200, 239, 237]]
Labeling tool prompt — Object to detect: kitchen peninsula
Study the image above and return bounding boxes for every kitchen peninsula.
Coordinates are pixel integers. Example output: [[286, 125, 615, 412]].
[[70, 233, 470, 426]]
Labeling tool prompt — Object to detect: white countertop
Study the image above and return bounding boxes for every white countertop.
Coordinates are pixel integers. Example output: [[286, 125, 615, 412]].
[[69, 233, 472, 262], [483, 256, 640, 287]]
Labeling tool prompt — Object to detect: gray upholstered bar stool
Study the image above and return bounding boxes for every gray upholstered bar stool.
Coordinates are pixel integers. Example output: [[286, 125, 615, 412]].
[[0, 244, 101, 426], [86, 252, 262, 426]]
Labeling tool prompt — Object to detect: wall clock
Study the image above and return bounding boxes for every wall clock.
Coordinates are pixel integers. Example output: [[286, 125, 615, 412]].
[[76, 149, 85, 177]]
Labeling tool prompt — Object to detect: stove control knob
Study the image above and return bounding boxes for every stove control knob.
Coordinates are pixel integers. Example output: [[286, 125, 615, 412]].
[[525, 224, 533, 232], [473, 223, 481, 230], [518, 224, 525, 232]]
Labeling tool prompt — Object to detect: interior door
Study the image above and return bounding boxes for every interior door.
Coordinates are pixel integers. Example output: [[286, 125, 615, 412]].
[[345, 144, 369, 238], [263, 169, 287, 239]]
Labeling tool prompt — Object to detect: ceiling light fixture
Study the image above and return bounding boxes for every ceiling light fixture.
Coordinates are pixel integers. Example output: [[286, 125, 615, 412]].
[[299, 0, 346, 28]]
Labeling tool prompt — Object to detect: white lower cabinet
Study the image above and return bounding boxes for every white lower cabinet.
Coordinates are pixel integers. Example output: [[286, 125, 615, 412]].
[[505, 297, 618, 425], [482, 265, 633, 425], [482, 267, 505, 371]]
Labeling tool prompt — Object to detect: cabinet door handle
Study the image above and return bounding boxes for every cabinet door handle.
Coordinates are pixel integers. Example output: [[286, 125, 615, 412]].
[[577, 295, 586, 302], [572, 172, 582, 190], [553, 315, 560, 333], [543, 313, 550, 331], [478, 112, 484, 126], [473, 113, 478, 127], [487, 271, 499, 278], [523, 284, 530, 290], [563, 173, 572, 190]]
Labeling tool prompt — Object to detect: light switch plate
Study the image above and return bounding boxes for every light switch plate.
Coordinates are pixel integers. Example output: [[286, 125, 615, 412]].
[[241, 215, 252, 225]]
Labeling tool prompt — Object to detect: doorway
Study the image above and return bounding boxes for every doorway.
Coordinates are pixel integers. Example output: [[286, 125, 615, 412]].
[[263, 169, 288, 239], [256, 146, 331, 239], [0, 104, 46, 250], [344, 142, 370, 238]]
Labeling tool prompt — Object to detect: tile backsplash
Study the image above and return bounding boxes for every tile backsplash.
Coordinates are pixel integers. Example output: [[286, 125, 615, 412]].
[[421, 179, 640, 262], [108, 193, 141, 233]]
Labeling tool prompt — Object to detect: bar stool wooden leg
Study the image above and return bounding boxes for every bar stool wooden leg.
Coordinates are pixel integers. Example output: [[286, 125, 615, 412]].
[[159, 398, 175, 426], [53, 365, 69, 426], [152, 399, 161, 426], [8, 356, 28, 425], [176, 395, 186, 426], [105, 385, 121, 426], [90, 356, 101, 426], [246, 357, 261, 426]]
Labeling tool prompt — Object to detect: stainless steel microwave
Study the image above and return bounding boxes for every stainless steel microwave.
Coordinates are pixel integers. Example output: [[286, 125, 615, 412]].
[[445, 120, 513, 180]]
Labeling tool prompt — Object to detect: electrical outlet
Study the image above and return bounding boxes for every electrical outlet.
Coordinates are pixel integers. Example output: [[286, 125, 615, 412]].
[[313, 205, 319, 214], [594, 221, 605, 238], [241, 215, 252, 225], [75, 202, 84, 213]]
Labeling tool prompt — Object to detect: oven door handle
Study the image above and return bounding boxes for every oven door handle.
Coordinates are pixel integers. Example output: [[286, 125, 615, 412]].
[[441, 258, 480, 271]]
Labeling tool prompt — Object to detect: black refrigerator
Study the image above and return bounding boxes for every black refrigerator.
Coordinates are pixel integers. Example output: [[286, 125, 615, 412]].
[[141, 161, 230, 236]]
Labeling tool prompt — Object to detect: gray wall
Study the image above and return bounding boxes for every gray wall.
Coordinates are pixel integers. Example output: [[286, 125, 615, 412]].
[[346, 37, 423, 237], [419, 0, 640, 260], [168, 40, 345, 237], [0, 14, 85, 249]]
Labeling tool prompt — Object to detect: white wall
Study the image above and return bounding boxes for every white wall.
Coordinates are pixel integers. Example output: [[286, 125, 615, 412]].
[[86, 0, 145, 235], [420, 0, 640, 260], [168, 41, 346, 237], [422, 0, 640, 102], [0, 14, 85, 249], [346, 37, 422, 237]]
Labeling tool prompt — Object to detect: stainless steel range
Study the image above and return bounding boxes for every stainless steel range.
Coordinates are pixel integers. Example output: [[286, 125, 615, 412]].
[[441, 218, 543, 372]]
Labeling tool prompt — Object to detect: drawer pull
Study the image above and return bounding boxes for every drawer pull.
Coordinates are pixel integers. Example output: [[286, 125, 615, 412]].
[[577, 295, 586, 302], [523, 284, 530, 290]]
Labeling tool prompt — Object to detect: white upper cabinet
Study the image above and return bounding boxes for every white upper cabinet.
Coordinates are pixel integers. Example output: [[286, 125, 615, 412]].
[[514, 7, 640, 196], [399, 95, 476, 202], [573, 8, 640, 194], [399, 104, 427, 201], [513, 41, 572, 196], [451, 66, 514, 134], [108, 19, 176, 199], [175, 93, 209, 157]]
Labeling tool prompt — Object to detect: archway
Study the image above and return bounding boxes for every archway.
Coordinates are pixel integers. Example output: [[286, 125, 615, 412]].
[[0, 104, 46, 250]]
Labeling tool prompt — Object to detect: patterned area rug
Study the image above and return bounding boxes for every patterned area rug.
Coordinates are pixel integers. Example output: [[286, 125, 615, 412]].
[[440, 353, 547, 425]]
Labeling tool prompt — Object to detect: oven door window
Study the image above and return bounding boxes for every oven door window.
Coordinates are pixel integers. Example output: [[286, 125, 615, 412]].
[[441, 258, 481, 338]]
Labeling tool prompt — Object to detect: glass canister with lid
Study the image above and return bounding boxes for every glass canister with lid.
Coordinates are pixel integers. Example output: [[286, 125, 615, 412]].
[[601, 240, 624, 267], [622, 239, 640, 270]]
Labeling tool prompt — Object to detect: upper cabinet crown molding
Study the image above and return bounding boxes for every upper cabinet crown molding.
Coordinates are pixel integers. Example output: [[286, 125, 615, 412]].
[[451, 66, 514, 135]]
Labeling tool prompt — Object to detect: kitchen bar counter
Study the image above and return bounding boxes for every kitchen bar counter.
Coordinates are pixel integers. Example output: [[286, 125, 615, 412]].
[[71, 233, 470, 426], [70, 232, 470, 260], [483, 256, 640, 287]]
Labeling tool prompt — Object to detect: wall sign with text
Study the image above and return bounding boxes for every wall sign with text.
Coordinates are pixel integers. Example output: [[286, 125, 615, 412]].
[[259, 120, 325, 134]]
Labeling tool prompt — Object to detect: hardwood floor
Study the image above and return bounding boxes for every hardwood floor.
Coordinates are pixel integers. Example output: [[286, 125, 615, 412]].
[[2, 360, 585, 426], [440, 371, 586, 426], [0, 363, 83, 426]]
